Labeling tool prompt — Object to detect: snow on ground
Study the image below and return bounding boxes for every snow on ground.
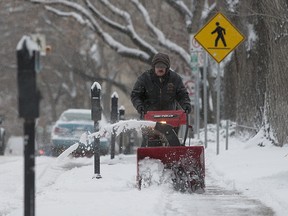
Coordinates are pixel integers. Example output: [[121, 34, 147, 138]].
[[204, 126, 288, 216], [0, 123, 288, 216]]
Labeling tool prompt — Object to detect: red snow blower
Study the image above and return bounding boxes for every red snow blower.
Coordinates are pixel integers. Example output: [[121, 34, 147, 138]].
[[137, 110, 205, 193]]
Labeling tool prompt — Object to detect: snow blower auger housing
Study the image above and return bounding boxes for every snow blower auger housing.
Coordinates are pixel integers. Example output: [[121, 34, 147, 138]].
[[137, 110, 205, 193]]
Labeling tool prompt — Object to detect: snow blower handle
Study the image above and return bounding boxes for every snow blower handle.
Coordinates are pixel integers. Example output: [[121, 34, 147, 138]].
[[140, 111, 145, 120], [182, 112, 189, 146], [138, 106, 145, 120]]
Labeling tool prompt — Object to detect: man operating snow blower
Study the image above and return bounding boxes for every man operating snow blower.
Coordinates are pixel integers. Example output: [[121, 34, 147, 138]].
[[131, 52, 191, 118], [130, 53, 205, 193], [131, 52, 192, 147]]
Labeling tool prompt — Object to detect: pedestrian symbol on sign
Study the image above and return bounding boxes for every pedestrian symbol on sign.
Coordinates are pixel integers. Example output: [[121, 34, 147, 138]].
[[211, 22, 227, 48]]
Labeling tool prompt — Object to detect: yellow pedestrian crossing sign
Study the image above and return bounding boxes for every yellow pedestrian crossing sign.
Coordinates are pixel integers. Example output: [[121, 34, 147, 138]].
[[194, 12, 245, 63]]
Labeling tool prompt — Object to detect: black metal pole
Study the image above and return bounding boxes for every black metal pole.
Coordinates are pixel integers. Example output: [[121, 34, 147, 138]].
[[119, 133, 123, 154], [24, 119, 35, 216], [118, 106, 125, 154], [93, 121, 101, 178], [110, 93, 118, 159], [91, 82, 102, 178]]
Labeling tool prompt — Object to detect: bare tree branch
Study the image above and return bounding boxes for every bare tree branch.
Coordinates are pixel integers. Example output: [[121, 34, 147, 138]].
[[86, 0, 157, 56], [31, 0, 151, 63], [130, 0, 190, 65], [31, 0, 194, 65], [165, 0, 193, 27], [73, 68, 131, 95]]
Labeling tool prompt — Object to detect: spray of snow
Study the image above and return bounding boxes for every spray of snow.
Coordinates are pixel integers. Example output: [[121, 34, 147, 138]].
[[36, 143, 80, 191], [138, 158, 173, 188], [57, 143, 79, 160], [86, 120, 156, 142]]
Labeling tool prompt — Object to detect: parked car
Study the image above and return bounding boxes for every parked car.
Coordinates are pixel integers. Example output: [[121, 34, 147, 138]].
[[51, 109, 109, 157], [0, 116, 5, 155]]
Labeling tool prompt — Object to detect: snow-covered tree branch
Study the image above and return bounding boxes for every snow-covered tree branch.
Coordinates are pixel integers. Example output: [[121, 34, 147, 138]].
[[30, 0, 208, 66], [86, 0, 157, 56], [31, 0, 151, 63]]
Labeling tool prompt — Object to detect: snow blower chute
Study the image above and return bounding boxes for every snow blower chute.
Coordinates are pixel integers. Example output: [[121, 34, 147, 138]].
[[137, 110, 205, 192]]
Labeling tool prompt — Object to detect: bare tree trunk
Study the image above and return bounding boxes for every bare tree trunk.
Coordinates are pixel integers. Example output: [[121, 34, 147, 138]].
[[223, 0, 288, 145], [260, 0, 288, 146], [223, 1, 267, 130]]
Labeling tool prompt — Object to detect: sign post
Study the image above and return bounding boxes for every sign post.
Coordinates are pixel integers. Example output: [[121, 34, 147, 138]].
[[190, 34, 204, 139], [190, 52, 200, 139], [203, 51, 208, 148], [194, 12, 245, 154]]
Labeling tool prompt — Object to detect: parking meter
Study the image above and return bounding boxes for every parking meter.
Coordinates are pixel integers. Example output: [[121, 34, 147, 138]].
[[91, 82, 102, 178], [16, 35, 40, 216], [17, 36, 40, 119], [91, 82, 102, 122]]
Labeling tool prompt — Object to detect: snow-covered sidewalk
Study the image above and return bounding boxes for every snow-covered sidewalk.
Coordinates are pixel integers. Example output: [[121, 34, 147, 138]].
[[1, 125, 288, 216], [205, 126, 288, 216]]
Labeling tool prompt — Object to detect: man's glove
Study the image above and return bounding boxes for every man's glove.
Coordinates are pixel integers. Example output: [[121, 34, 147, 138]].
[[137, 105, 145, 114], [183, 104, 192, 114], [137, 106, 145, 120]]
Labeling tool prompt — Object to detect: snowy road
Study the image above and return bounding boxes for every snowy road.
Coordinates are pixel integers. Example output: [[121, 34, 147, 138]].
[[0, 154, 275, 216]]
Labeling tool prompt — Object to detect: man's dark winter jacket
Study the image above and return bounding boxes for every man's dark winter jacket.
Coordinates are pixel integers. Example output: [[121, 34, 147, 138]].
[[131, 69, 191, 113]]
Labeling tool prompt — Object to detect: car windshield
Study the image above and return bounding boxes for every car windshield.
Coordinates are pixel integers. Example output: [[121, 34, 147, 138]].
[[58, 123, 94, 132], [60, 111, 91, 122]]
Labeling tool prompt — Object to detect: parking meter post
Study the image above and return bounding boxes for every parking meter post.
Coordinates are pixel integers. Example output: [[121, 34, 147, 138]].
[[119, 135, 123, 153], [91, 82, 102, 178], [16, 36, 40, 216], [118, 106, 125, 154], [24, 119, 36, 216], [125, 132, 134, 154], [119, 106, 125, 120], [93, 123, 101, 179], [110, 92, 118, 159]]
